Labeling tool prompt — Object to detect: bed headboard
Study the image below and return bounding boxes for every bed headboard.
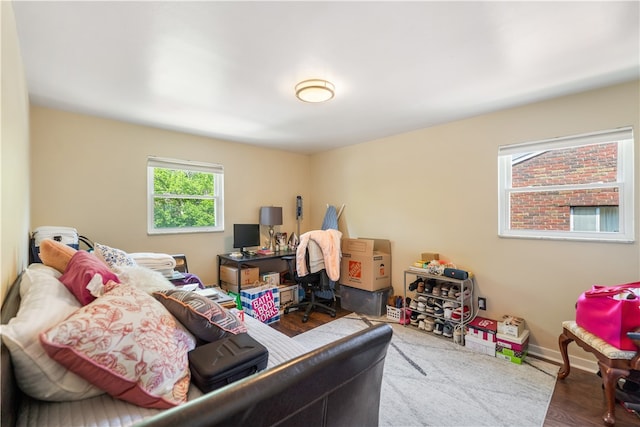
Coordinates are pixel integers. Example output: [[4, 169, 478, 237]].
[[1, 273, 23, 427], [137, 322, 393, 427], [1, 270, 393, 427]]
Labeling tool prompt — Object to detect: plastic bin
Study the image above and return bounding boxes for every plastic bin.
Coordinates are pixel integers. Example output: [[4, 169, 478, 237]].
[[339, 285, 392, 316]]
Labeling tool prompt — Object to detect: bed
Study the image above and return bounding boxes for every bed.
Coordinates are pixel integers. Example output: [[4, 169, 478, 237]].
[[1, 262, 393, 427]]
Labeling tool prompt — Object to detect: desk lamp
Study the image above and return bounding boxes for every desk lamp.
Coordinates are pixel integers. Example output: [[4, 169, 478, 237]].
[[260, 206, 283, 252]]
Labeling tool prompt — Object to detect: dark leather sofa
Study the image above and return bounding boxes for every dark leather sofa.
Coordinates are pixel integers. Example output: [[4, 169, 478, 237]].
[[1, 273, 393, 427]]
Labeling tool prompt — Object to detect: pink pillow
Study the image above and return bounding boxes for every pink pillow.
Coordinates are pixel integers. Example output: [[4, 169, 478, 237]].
[[39, 283, 195, 409], [59, 251, 120, 305]]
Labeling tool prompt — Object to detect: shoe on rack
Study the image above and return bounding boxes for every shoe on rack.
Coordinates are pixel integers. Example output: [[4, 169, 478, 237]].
[[443, 322, 454, 338], [453, 326, 464, 344], [417, 302, 426, 312], [417, 281, 425, 293], [432, 284, 441, 296], [424, 280, 435, 294], [433, 319, 445, 335], [424, 318, 435, 332], [409, 277, 423, 291], [451, 305, 470, 321], [454, 289, 471, 299], [410, 299, 418, 310]]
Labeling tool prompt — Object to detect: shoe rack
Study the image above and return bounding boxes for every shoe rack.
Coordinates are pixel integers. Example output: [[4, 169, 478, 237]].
[[403, 269, 476, 345]]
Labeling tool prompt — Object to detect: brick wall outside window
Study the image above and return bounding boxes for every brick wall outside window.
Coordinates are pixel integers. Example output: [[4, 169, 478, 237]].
[[510, 144, 618, 230]]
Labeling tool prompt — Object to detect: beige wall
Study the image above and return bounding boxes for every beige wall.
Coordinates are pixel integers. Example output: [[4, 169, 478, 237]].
[[30, 107, 312, 284], [20, 21, 640, 364], [1, 1, 31, 303], [310, 80, 640, 366]]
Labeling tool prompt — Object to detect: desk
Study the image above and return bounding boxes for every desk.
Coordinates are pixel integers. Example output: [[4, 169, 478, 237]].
[[217, 250, 296, 294]]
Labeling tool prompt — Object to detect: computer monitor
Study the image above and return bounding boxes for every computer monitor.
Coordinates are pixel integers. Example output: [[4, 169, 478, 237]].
[[233, 224, 260, 253]]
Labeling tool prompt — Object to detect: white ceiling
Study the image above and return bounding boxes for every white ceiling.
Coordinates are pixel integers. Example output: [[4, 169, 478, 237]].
[[12, 1, 640, 154]]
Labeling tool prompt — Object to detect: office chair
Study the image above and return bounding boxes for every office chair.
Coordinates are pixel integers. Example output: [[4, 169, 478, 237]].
[[171, 254, 189, 273], [282, 254, 337, 323]]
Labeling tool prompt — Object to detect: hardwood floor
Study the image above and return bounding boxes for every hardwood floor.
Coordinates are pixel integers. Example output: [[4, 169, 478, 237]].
[[270, 305, 640, 427]]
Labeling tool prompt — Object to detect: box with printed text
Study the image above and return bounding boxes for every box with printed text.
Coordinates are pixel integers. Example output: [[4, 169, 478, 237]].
[[466, 316, 498, 342], [340, 238, 391, 292], [498, 315, 526, 338], [240, 285, 280, 324]]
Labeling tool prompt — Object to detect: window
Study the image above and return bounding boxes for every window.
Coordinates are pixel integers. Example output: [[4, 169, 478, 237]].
[[147, 157, 224, 234], [498, 127, 634, 242]]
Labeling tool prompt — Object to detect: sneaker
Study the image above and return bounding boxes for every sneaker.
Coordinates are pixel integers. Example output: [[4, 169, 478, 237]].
[[417, 302, 426, 312], [451, 305, 471, 321], [418, 320, 425, 330], [410, 299, 418, 310], [453, 327, 464, 344], [417, 295, 428, 302], [424, 318, 435, 332], [417, 281, 425, 293], [433, 320, 444, 335], [424, 280, 435, 294], [454, 288, 471, 299], [408, 278, 423, 291], [443, 322, 454, 338], [432, 284, 441, 296]]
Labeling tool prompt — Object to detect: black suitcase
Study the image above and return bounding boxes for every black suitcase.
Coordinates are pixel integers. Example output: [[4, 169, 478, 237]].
[[188, 333, 269, 393]]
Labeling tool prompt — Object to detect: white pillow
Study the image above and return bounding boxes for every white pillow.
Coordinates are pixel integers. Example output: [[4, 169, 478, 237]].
[[0, 265, 104, 401], [19, 262, 61, 297], [94, 242, 136, 269], [116, 264, 176, 294]]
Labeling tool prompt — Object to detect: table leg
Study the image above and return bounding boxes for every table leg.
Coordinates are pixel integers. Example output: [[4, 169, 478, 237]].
[[599, 362, 630, 427], [558, 329, 573, 379]]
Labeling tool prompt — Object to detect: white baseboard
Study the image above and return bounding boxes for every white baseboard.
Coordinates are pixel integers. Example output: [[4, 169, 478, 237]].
[[528, 343, 599, 373]]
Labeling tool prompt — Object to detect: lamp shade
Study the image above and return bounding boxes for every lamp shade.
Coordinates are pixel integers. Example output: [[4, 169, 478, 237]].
[[260, 206, 283, 226]]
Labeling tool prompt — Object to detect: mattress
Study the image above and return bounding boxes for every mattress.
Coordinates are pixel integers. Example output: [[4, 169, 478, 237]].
[[17, 316, 309, 427]]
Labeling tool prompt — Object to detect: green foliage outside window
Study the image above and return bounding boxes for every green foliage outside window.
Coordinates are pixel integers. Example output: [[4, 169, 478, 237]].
[[153, 168, 216, 229]]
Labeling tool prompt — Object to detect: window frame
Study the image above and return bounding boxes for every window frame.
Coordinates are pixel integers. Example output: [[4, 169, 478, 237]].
[[147, 156, 224, 235], [498, 127, 634, 243]]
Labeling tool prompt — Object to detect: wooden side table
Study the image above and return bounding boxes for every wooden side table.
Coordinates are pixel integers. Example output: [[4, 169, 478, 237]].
[[558, 321, 639, 426]]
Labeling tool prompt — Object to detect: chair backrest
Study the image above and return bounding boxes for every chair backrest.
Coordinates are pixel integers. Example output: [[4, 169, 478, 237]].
[[172, 254, 188, 273]]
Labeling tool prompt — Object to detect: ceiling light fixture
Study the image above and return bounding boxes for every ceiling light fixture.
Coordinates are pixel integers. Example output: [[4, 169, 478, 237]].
[[295, 79, 335, 103]]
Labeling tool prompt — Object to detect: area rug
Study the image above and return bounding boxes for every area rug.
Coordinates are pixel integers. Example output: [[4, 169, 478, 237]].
[[293, 314, 558, 427]]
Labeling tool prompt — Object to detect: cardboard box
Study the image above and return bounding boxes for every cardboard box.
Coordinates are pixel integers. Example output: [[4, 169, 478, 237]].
[[240, 285, 280, 324], [340, 238, 391, 291], [496, 330, 530, 352], [464, 334, 496, 356], [339, 285, 392, 316], [220, 264, 259, 286], [466, 316, 498, 342], [496, 349, 527, 364], [498, 315, 526, 338], [220, 280, 261, 293], [278, 284, 299, 308], [421, 252, 440, 262], [260, 271, 280, 286]]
